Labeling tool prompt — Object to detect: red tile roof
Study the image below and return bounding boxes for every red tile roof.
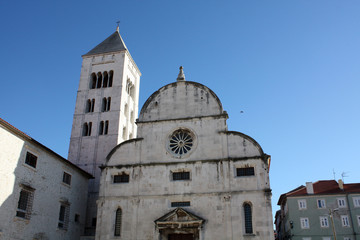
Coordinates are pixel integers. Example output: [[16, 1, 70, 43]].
[[278, 180, 360, 205]]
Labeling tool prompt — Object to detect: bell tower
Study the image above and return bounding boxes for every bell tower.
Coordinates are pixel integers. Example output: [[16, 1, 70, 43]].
[[68, 27, 141, 236]]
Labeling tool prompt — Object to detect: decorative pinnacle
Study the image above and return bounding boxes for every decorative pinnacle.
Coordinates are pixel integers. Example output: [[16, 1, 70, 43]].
[[176, 66, 186, 81]]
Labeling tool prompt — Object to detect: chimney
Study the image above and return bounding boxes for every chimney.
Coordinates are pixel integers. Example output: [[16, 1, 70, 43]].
[[306, 182, 314, 194], [338, 179, 344, 190]]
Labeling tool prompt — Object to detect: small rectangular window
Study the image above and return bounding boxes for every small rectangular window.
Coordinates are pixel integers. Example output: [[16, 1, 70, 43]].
[[317, 199, 326, 208], [25, 152, 37, 168], [357, 215, 360, 226], [16, 188, 34, 219], [338, 198, 347, 208], [74, 214, 80, 223], [113, 173, 129, 183], [298, 199, 307, 210], [58, 204, 70, 230], [171, 201, 190, 207], [320, 216, 329, 227], [236, 167, 254, 177], [300, 217, 310, 229], [62, 172, 72, 185], [353, 197, 360, 207], [341, 215, 350, 227], [322, 238, 331, 240], [172, 172, 190, 181]]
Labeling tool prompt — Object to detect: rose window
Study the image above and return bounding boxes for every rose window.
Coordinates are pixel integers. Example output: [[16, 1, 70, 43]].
[[169, 130, 194, 156]]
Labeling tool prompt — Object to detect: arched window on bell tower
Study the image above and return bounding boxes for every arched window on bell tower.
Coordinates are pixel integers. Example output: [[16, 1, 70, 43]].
[[99, 121, 104, 135], [109, 70, 113, 87], [103, 71, 108, 88], [104, 121, 109, 135], [97, 72, 102, 88]]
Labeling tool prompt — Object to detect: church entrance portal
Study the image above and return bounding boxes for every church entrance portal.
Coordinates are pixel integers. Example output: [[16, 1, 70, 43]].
[[155, 208, 205, 240]]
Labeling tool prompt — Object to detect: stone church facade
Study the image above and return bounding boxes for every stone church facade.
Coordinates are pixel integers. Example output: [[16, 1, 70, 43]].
[[94, 65, 275, 239]]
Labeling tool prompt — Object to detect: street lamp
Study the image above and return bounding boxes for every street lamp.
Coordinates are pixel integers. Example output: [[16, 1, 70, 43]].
[[329, 208, 339, 240]]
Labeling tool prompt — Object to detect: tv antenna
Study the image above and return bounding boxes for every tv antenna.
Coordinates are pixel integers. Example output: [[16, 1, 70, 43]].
[[341, 172, 349, 182]]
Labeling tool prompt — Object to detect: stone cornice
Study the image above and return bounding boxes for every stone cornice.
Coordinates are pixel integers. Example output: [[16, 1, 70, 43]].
[[100, 156, 263, 170]]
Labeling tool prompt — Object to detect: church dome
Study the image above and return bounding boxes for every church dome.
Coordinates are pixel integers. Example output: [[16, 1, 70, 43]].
[[138, 80, 224, 122]]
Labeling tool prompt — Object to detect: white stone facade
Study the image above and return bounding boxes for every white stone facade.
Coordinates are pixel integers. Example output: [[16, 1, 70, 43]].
[[96, 80, 274, 240], [68, 30, 141, 235], [0, 119, 91, 240]]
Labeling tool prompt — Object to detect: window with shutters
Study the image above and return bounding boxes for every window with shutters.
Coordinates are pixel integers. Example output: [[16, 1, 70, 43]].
[[58, 203, 70, 230]]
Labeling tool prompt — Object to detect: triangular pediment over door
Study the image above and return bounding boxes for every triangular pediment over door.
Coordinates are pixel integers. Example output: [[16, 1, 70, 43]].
[[155, 208, 205, 240]]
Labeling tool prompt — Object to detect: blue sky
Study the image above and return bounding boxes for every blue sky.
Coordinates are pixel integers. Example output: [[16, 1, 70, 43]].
[[1, 0, 360, 219]]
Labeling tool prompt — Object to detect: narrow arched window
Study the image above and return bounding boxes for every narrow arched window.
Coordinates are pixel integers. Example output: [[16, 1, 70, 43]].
[[86, 99, 91, 113], [104, 121, 109, 135], [102, 98, 107, 112], [114, 208, 122, 236], [126, 81, 130, 94], [90, 73, 97, 89], [130, 111, 134, 122], [82, 123, 88, 136], [122, 127, 127, 140], [130, 85, 135, 98], [88, 122, 92, 136], [97, 72, 102, 88], [103, 71, 108, 88], [109, 71, 113, 87], [244, 203, 253, 234], [99, 121, 104, 135], [91, 99, 95, 112], [107, 97, 111, 111], [124, 104, 128, 118]]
